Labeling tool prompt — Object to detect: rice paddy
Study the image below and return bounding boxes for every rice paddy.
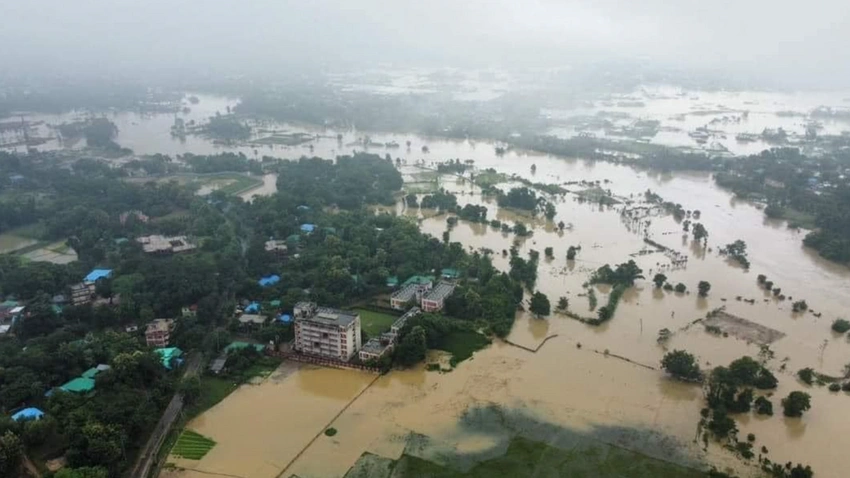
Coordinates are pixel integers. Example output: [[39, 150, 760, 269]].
[[171, 430, 217, 460]]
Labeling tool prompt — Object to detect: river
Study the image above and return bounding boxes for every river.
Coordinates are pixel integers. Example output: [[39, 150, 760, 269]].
[[4, 90, 849, 477]]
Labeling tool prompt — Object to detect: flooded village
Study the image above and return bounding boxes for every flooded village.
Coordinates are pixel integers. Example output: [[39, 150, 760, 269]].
[[2, 81, 850, 478]]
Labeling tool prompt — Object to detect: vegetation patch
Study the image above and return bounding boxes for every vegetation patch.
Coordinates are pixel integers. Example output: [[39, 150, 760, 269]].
[[325, 427, 338, 437], [344, 436, 712, 478], [435, 330, 491, 365], [171, 430, 216, 460], [355, 308, 400, 336]]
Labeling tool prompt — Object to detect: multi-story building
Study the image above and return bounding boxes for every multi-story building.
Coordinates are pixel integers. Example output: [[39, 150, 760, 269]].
[[359, 307, 422, 362], [421, 281, 457, 313], [293, 302, 362, 362], [389, 276, 433, 310], [145, 318, 175, 347], [70, 282, 95, 306]]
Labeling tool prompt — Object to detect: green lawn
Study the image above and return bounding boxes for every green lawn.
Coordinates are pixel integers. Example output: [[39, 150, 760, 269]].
[[171, 430, 216, 460], [356, 309, 400, 336], [344, 436, 712, 478], [434, 331, 491, 365]]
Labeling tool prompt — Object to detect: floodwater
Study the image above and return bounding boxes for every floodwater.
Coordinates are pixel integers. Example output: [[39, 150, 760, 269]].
[[5, 90, 849, 477], [168, 159, 850, 478], [239, 173, 279, 202]]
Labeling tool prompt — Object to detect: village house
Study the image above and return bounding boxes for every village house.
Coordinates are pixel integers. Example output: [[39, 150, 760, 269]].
[[421, 281, 457, 313], [137, 235, 196, 254], [145, 318, 175, 347], [293, 302, 361, 362], [264, 239, 288, 255], [119, 210, 150, 225]]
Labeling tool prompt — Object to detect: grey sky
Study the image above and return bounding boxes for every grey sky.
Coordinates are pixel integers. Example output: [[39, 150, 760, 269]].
[[2, 0, 848, 86]]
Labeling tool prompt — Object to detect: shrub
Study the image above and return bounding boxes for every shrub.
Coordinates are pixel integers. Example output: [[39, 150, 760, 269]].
[[324, 427, 338, 437], [754, 396, 773, 416], [842, 382, 850, 392], [831, 319, 850, 333], [829, 383, 841, 392], [797, 368, 814, 385], [674, 283, 687, 293]]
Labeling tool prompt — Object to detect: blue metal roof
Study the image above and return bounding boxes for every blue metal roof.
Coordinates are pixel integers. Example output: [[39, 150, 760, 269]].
[[12, 407, 44, 421], [277, 314, 292, 323], [84, 269, 113, 283], [300, 223, 316, 233], [245, 302, 261, 313], [258, 274, 280, 287]]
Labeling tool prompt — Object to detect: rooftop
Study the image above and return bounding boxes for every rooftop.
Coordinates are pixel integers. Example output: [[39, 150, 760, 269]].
[[294, 302, 358, 327], [361, 337, 390, 355], [238, 314, 267, 325], [146, 318, 174, 334], [423, 281, 456, 302], [12, 407, 44, 422], [300, 223, 316, 233], [84, 268, 113, 283], [60, 377, 96, 393], [155, 347, 183, 369], [137, 235, 196, 254], [402, 275, 435, 287], [225, 341, 265, 353], [392, 307, 421, 330], [258, 275, 280, 287], [391, 284, 418, 303]]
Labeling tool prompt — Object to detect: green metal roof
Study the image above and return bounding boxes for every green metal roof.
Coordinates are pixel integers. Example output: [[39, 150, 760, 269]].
[[402, 275, 435, 286], [155, 347, 184, 368], [386, 276, 399, 287], [270, 300, 281, 307], [81, 368, 100, 379], [441, 268, 459, 278], [60, 377, 95, 393], [224, 341, 265, 353]]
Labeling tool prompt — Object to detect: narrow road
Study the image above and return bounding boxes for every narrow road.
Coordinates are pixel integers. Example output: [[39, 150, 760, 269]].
[[129, 354, 203, 478]]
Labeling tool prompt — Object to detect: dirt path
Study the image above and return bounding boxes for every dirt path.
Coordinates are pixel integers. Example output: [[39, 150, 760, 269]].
[[23, 454, 41, 478]]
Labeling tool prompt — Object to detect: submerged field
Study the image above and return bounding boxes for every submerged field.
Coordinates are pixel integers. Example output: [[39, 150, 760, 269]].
[[344, 436, 711, 478]]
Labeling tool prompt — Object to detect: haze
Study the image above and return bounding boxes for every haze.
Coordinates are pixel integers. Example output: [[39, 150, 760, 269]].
[[2, 0, 849, 87]]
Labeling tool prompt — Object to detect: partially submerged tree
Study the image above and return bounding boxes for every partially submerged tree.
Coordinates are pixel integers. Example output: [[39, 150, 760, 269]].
[[529, 291, 551, 318], [661, 350, 702, 382]]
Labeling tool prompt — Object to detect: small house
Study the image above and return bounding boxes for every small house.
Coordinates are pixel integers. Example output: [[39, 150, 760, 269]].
[[12, 408, 44, 422]]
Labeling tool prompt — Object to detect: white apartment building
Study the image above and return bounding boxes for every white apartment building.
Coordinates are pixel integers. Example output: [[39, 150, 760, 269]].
[[293, 302, 362, 361]]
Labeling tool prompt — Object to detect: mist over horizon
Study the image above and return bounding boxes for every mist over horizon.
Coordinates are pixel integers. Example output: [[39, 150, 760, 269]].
[[1, 0, 849, 90]]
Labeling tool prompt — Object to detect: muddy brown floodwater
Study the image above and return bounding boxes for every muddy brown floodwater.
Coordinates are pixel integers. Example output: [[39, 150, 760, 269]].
[[17, 93, 847, 478], [167, 158, 850, 478]]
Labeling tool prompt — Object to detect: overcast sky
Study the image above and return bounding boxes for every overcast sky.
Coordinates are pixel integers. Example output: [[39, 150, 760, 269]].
[[2, 0, 849, 87]]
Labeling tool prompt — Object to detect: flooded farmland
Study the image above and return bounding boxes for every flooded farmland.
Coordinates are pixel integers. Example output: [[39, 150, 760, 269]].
[[5, 89, 850, 477], [167, 154, 850, 477]]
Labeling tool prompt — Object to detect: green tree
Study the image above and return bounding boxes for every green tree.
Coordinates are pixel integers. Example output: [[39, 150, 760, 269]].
[[698, 281, 711, 297], [796, 368, 815, 385], [692, 223, 709, 245], [754, 396, 773, 416], [395, 326, 427, 367], [56, 467, 109, 478], [544, 247, 553, 258], [652, 273, 667, 288], [529, 292, 551, 317], [674, 283, 687, 293], [832, 318, 850, 333], [556, 296, 569, 311], [781, 391, 812, 417], [0, 431, 23, 477], [566, 246, 578, 260], [661, 350, 702, 381]]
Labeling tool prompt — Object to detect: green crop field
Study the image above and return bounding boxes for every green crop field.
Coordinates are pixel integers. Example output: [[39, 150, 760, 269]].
[[171, 430, 216, 460]]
